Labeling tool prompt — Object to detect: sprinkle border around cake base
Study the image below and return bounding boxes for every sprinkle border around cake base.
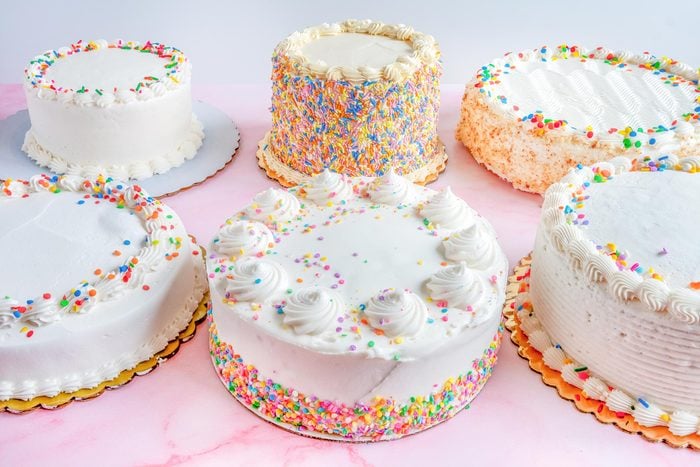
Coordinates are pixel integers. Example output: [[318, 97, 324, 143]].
[[209, 313, 503, 442], [0, 246, 211, 414], [256, 131, 448, 188], [503, 254, 700, 450]]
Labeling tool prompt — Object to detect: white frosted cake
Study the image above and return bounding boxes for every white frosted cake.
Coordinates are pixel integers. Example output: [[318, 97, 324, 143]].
[[258, 19, 446, 186], [457, 45, 700, 194], [0, 175, 207, 402], [523, 154, 700, 436], [207, 170, 507, 441], [23, 40, 204, 180]]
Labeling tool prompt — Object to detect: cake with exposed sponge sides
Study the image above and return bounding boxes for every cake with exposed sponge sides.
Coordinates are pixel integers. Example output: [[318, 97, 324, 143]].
[[257, 19, 448, 187], [457, 44, 700, 194], [522, 153, 700, 436], [207, 170, 508, 441]]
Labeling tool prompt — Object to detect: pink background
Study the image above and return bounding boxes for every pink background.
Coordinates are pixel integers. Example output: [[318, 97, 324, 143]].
[[0, 84, 695, 466]]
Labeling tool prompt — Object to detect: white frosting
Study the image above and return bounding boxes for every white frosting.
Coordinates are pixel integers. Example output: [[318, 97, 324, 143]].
[[301, 33, 413, 69], [478, 45, 700, 149], [427, 263, 486, 311], [0, 177, 206, 400], [367, 169, 416, 205], [420, 187, 475, 230], [300, 169, 353, 205], [208, 172, 508, 404], [22, 40, 202, 180], [529, 154, 700, 432], [224, 259, 289, 303], [278, 19, 439, 83], [245, 188, 301, 223], [213, 220, 275, 259], [442, 224, 498, 269]]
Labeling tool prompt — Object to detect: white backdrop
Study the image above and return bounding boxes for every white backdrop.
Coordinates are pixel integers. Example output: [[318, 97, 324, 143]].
[[0, 0, 698, 84]]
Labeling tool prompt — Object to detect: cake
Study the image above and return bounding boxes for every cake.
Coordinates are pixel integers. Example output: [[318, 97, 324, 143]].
[[521, 154, 700, 437], [457, 45, 700, 194], [257, 19, 447, 187], [0, 175, 207, 404], [23, 40, 204, 180], [207, 170, 507, 441]]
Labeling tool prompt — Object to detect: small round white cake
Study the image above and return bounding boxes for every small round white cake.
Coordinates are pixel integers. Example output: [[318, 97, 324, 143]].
[[23, 40, 204, 180], [457, 45, 700, 194], [0, 175, 207, 402], [524, 153, 700, 436], [207, 170, 507, 441]]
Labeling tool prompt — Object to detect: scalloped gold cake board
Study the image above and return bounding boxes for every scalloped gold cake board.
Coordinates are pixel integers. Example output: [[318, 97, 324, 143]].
[[503, 255, 700, 450], [256, 131, 448, 188], [1, 244, 211, 414]]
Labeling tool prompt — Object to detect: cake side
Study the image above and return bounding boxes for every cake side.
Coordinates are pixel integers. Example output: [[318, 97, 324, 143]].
[[0, 175, 207, 400]]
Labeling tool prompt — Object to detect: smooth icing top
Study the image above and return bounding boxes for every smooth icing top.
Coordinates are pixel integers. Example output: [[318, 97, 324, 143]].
[[208, 171, 507, 360], [0, 175, 187, 335], [276, 19, 439, 83], [541, 154, 700, 321], [474, 45, 700, 151], [24, 40, 190, 106]]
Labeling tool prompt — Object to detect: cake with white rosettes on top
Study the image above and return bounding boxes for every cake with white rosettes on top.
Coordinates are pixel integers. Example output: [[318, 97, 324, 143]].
[[520, 153, 700, 439], [207, 169, 508, 441], [0, 175, 207, 408], [22, 40, 204, 180], [457, 44, 700, 194]]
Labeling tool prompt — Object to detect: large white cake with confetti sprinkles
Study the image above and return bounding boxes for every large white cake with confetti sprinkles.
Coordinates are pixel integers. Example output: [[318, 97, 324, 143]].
[[23, 40, 204, 180], [207, 170, 508, 441], [0, 175, 207, 403], [523, 154, 700, 436], [457, 45, 700, 194]]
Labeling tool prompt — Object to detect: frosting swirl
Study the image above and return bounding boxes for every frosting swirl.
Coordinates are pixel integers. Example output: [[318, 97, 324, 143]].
[[367, 169, 415, 205], [283, 288, 344, 335], [0, 298, 19, 328], [364, 289, 427, 338], [245, 188, 301, 223], [667, 289, 700, 324], [214, 221, 275, 258], [21, 296, 60, 327], [225, 259, 289, 303], [420, 187, 474, 230], [302, 170, 353, 205], [426, 263, 486, 310], [442, 224, 497, 269]]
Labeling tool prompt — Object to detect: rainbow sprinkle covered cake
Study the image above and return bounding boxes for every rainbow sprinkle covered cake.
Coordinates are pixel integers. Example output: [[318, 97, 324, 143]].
[[207, 170, 507, 441], [0, 175, 207, 404], [457, 45, 700, 194], [257, 19, 447, 187], [520, 154, 700, 437], [23, 40, 204, 180]]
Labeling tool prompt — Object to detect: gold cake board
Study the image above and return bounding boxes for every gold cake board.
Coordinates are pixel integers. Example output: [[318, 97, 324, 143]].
[[256, 131, 448, 188], [504, 254, 700, 450], [1, 244, 211, 414]]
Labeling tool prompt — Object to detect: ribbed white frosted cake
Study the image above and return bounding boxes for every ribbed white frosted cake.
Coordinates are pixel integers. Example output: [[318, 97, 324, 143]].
[[207, 170, 508, 441], [457, 45, 700, 193], [0, 175, 207, 401], [23, 40, 204, 180], [524, 154, 700, 436]]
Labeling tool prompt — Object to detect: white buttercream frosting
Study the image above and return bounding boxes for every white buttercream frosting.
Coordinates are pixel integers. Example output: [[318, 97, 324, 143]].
[[214, 220, 275, 258], [225, 259, 289, 303], [246, 188, 301, 223], [420, 187, 474, 230], [301, 169, 354, 205], [364, 289, 427, 338], [367, 169, 416, 205], [283, 288, 345, 336], [426, 263, 486, 310]]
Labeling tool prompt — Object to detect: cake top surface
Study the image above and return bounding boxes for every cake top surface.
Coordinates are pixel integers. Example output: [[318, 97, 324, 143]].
[[542, 154, 700, 321], [300, 33, 413, 69], [0, 175, 189, 339], [24, 40, 190, 106], [473, 44, 699, 151], [208, 170, 507, 360], [275, 19, 440, 83]]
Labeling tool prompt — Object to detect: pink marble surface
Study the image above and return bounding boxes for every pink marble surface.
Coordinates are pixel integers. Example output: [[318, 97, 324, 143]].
[[0, 84, 695, 466]]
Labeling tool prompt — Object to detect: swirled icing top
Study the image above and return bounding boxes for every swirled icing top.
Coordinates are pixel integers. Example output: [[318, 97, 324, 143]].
[[0, 174, 186, 335], [246, 188, 301, 223], [442, 224, 499, 270], [473, 44, 700, 151], [24, 39, 190, 106], [213, 220, 275, 259], [541, 153, 700, 321], [208, 171, 508, 359], [364, 289, 428, 338], [419, 187, 475, 230], [276, 19, 440, 83]]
